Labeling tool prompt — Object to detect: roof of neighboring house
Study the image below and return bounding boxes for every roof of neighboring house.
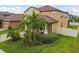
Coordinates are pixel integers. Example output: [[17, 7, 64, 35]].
[[3, 14, 23, 22], [38, 5, 68, 14], [42, 15, 58, 23], [0, 12, 12, 15], [0, 15, 4, 20], [0, 12, 23, 22]]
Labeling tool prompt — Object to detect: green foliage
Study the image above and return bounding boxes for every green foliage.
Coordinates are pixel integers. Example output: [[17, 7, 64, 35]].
[[0, 30, 9, 35], [18, 11, 48, 46], [7, 30, 21, 41], [19, 11, 48, 30], [1, 34, 79, 53], [37, 33, 58, 44], [68, 25, 78, 29], [23, 30, 33, 46], [72, 15, 79, 22]]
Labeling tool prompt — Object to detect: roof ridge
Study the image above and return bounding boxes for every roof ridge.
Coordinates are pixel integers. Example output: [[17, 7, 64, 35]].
[[38, 5, 68, 14], [24, 6, 39, 13]]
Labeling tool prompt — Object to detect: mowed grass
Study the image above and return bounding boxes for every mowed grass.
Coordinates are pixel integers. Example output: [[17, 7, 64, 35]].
[[0, 34, 79, 53], [0, 29, 19, 35], [68, 25, 78, 29], [0, 30, 9, 35]]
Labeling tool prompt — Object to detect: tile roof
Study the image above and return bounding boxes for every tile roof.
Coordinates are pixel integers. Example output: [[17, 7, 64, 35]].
[[3, 14, 23, 22], [0, 15, 4, 20], [38, 5, 58, 11], [42, 15, 58, 23], [24, 5, 69, 14], [38, 5, 68, 14], [0, 12, 23, 22]]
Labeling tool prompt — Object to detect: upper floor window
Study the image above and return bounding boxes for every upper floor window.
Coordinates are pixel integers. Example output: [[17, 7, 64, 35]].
[[52, 12, 56, 16], [61, 16, 63, 18], [53, 14, 55, 16], [61, 15, 67, 18], [65, 16, 67, 18], [61, 22, 63, 27]]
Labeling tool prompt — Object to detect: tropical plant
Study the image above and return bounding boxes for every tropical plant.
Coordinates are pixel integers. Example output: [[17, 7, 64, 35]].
[[72, 15, 79, 22], [7, 30, 20, 41], [18, 11, 48, 45]]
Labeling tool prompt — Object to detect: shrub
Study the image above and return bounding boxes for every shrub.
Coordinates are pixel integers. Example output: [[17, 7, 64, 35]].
[[7, 30, 21, 41], [23, 30, 34, 46], [36, 33, 58, 44]]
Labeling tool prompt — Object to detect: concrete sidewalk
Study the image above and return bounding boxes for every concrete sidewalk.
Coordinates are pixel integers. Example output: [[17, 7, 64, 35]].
[[0, 34, 10, 42], [0, 49, 5, 53]]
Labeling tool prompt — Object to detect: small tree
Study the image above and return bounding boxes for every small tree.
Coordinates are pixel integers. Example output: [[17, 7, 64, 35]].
[[72, 15, 79, 22], [18, 11, 48, 45]]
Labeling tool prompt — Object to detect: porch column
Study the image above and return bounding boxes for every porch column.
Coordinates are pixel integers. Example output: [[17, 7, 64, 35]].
[[25, 24, 27, 30], [44, 25, 48, 34], [24, 17, 27, 30]]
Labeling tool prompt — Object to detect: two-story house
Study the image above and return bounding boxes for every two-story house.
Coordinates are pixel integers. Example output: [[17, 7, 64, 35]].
[[24, 5, 70, 33]]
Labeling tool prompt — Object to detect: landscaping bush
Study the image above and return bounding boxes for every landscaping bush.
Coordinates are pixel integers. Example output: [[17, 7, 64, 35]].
[[7, 30, 21, 41], [36, 33, 58, 44]]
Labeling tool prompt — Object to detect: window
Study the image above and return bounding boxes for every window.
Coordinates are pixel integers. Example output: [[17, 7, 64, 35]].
[[61, 22, 63, 27], [52, 12, 56, 16], [40, 28, 43, 30], [53, 14, 55, 16], [65, 16, 67, 18], [40, 28, 44, 34], [61, 16, 63, 18]]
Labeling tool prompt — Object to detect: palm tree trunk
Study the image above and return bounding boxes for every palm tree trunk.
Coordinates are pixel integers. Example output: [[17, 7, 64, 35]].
[[33, 30, 36, 41]]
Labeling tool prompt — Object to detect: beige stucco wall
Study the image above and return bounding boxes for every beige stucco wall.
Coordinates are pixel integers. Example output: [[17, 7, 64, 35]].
[[9, 22, 19, 28], [24, 8, 40, 15], [2, 21, 19, 29], [2, 22, 9, 28], [48, 24, 52, 32], [52, 23, 58, 32], [48, 22, 58, 33], [40, 11, 69, 28]]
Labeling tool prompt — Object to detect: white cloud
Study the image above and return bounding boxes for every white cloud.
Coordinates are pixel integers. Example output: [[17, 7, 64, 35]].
[[67, 6, 79, 16], [0, 6, 24, 14]]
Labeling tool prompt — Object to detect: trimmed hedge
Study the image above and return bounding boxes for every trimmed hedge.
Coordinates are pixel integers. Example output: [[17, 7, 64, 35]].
[[36, 33, 58, 44]]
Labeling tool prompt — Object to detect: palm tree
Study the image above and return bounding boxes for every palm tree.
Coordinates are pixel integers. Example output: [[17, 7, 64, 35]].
[[18, 11, 48, 45]]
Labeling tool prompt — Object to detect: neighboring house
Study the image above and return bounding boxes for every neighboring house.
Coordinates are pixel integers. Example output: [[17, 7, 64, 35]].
[[24, 5, 70, 33], [69, 14, 74, 22], [0, 12, 23, 29]]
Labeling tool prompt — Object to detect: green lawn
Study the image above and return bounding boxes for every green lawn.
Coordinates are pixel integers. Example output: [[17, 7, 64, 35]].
[[0, 30, 9, 35], [68, 25, 78, 29], [0, 34, 79, 53], [0, 29, 19, 35]]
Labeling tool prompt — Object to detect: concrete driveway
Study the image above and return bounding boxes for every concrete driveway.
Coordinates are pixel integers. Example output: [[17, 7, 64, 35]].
[[0, 49, 5, 53], [0, 34, 10, 42]]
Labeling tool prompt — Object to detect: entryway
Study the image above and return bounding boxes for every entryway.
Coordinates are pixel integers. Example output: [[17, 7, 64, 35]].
[[0, 20, 3, 28]]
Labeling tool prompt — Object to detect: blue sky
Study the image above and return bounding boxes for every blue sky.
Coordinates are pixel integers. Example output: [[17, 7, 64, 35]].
[[0, 5, 79, 16]]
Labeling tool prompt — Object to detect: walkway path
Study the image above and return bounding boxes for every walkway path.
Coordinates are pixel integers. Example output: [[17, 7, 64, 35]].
[[0, 49, 5, 53], [0, 34, 8, 53], [0, 31, 24, 53], [0, 32, 24, 42], [0, 34, 10, 42]]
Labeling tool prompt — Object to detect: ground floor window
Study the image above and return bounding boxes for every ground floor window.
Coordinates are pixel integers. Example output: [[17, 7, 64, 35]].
[[40, 28, 45, 34]]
